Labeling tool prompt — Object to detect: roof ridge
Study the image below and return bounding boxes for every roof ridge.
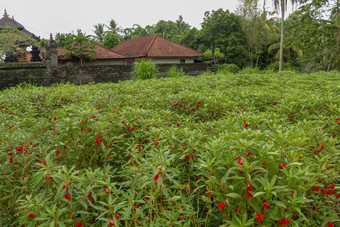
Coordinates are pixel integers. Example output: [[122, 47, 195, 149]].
[[156, 35, 202, 55], [145, 34, 157, 57], [93, 41, 128, 57]]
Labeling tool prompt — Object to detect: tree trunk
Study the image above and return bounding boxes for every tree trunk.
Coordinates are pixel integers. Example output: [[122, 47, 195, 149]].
[[279, 0, 285, 71], [256, 55, 260, 68]]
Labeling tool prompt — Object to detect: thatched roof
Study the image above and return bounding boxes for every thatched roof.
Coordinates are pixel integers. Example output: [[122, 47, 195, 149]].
[[0, 10, 37, 39]]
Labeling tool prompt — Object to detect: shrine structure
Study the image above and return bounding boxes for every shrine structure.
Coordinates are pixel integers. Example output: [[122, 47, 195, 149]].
[[0, 9, 41, 62]]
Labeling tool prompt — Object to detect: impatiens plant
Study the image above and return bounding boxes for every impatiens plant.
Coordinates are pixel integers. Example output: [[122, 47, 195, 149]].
[[0, 71, 339, 226]]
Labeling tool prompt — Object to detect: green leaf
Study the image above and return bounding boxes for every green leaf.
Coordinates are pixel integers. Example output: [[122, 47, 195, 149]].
[[226, 193, 241, 199]]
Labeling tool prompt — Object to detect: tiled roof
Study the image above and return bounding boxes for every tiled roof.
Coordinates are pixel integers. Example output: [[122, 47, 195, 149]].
[[111, 35, 203, 58], [35, 43, 126, 61]]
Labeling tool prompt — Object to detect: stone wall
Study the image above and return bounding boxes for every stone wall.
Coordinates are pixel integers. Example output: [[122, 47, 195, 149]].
[[0, 63, 210, 89], [0, 62, 48, 89]]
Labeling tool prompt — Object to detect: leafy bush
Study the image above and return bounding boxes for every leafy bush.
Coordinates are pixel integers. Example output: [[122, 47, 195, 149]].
[[266, 61, 294, 71], [216, 64, 240, 74], [238, 66, 262, 74], [133, 59, 158, 80], [167, 65, 185, 78], [0, 72, 339, 226]]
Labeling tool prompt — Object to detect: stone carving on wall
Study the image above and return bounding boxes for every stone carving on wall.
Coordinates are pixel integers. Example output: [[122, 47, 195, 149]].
[[30, 46, 42, 62]]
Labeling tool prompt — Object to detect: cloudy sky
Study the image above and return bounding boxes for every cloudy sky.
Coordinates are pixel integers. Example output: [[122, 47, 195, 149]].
[[1, 0, 281, 39]]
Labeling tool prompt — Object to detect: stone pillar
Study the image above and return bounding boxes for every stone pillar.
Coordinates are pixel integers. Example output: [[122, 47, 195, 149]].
[[43, 34, 58, 69]]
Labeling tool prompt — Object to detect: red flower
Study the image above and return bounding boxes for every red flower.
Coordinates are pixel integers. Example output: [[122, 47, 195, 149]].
[[109, 219, 114, 227], [28, 213, 35, 218], [218, 202, 226, 209], [186, 155, 190, 159], [237, 158, 244, 165], [244, 123, 249, 128], [9, 156, 13, 163], [154, 173, 160, 181], [327, 222, 334, 227], [154, 140, 159, 146], [95, 135, 103, 145], [279, 163, 287, 169], [53, 116, 57, 121], [321, 187, 328, 194], [76, 222, 83, 227], [246, 192, 253, 198], [65, 193, 71, 200], [63, 182, 68, 189], [330, 184, 335, 189], [121, 121, 125, 124], [328, 190, 334, 195], [115, 214, 120, 220], [247, 184, 253, 191], [246, 152, 253, 157], [291, 191, 294, 197], [313, 186, 319, 192], [256, 213, 263, 222], [263, 202, 269, 208], [88, 193, 92, 200], [278, 217, 289, 226]]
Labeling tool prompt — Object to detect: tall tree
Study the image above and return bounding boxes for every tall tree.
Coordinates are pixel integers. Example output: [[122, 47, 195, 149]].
[[64, 35, 97, 66], [107, 19, 121, 34], [237, 0, 273, 67], [200, 9, 249, 67], [103, 32, 121, 48], [55, 33, 73, 47], [273, 0, 299, 71], [285, 0, 339, 71], [93, 23, 106, 43]]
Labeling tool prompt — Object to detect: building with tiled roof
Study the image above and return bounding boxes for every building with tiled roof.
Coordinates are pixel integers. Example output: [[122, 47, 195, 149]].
[[28, 43, 127, 65], [111, 34, 203, 64]]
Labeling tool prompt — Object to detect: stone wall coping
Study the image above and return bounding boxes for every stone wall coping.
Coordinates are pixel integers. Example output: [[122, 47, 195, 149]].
[[0, 62, 46, 70]]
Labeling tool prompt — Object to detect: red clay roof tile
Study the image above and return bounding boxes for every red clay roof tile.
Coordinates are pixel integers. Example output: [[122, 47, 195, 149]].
[[111, 35, 203, 58]]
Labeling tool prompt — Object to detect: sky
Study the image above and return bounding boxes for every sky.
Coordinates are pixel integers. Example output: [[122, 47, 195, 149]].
[[1, 0, 290, 39], [0, 0, 243, 39]]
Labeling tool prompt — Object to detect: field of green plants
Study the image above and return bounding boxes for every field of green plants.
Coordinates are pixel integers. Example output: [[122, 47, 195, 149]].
[[0, 71, 339, 226]]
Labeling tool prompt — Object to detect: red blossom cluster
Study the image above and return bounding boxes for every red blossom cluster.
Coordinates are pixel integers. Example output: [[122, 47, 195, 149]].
[[277, 217, 289, 226]]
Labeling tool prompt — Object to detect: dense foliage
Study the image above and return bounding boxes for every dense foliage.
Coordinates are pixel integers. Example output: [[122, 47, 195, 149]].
[[0, 71, 339, 226], [64, 35, 97, 66], [81, 0, 339, 72], [0, 25, 36, 62], [132, 60, 158, 80]]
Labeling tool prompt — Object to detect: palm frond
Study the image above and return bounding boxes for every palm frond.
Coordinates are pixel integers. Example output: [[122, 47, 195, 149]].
[[268, 43, 281, 53]]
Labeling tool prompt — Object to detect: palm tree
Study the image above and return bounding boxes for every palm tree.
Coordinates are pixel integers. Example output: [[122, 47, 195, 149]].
[[273, 0, 298, 71], [93, 23, 106, 43], [107, 19, 120, 34]]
